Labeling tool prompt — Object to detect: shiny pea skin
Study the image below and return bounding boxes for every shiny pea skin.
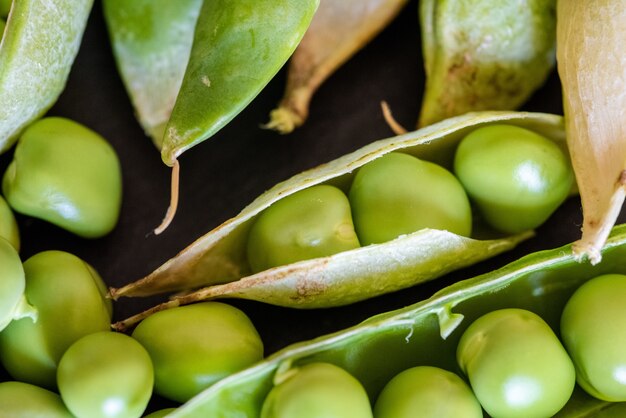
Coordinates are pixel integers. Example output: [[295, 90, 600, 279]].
[[457, 308, 575, 418], [454, 124, 573, 234], [349, 152, 472, 245], [261, 362, 373, 418], [57, 331, 154, 418], [0, 237, 26, 332], [0, 250, 112, 388], [374, 366, 482, 418], [2, 117, 122, 238], [247, 184, 360, 273], [0, 381, 73, 418], [0, 194, 19, 250], [132, 302, 263, 403], [561, 274, 626, 401]]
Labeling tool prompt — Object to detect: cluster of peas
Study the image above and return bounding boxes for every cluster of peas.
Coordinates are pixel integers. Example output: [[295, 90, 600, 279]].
[[260, 273, 626, 418], [246, 124, 574, 273]]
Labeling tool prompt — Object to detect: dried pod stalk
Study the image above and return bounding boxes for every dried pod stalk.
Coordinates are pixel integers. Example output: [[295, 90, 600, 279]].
[[557, 0, 626, 264], [265, 0, 409, 134]]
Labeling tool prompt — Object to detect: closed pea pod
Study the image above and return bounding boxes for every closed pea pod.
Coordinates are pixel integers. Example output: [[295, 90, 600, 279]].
[[0, 381, 73, 418], [0, 250, 112, 388], [131, 302, 263, 403], [561, 274, 626, 401], [374, 366, 482, 418]]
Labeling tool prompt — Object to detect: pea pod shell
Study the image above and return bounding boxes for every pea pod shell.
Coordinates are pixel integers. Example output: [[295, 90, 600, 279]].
[[418, 0, 556, 127], [0, 0, 93, 154], [111, 111, 567, 327], [168, 224, 626, 417], [160, 0, 319, 166], [102, 0, 202, 148], [556, 0, 626, 264], [265, 0, 409, 134]]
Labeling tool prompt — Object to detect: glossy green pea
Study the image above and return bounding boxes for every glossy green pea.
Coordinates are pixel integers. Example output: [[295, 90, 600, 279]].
[[454, 124, 573, 234], [457, 308, 575, 418], [247, 184, 360, 273], [0, 194, 19, 250], [373, 366, 482, 418], [561, 273, 626, 401], [261, 362, 373, 418], [349, 152, 471, 245], [0, 381, 73, 417], [2, 117, 122, 238], [0, 236, 28, 333], [0, 250, 112, 388], [58, 331, 154, 418], [132, 302, 263, 403], [143, 409, 177, 418]]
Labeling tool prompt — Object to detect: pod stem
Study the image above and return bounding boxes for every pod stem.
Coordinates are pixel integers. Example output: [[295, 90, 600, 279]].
[[573, 170, 626, 265], [154, 159, 180, 235], [112, 298, 181, 332], [263, 106, 304, 134], [380, 101, 408, 135]]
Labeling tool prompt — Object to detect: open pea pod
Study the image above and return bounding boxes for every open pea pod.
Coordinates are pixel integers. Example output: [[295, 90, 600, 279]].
[[102, 0, 203, 148], [417, 0, 556, 127], [111, 111, 570, 328], [0, 0, 93, 154], [167, 224, 626, 417]]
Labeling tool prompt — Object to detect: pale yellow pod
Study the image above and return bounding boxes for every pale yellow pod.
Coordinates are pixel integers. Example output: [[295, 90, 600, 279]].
[[557, 0, 626, 264]]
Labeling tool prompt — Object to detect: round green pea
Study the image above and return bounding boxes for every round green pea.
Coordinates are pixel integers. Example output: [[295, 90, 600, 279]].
[[457, 308, 575, 418], [0, 381, 73, 418], [57, 331, 154, 418], [261, 362, 373, 418], [561, 274, 626, 401], [2, 117, 122, 238], [349, 152, 472, 245], [0, 236, 26, 332], [0, 194, 19, 251], [143, 408, 177, 418], [374, 366, 482, 418], [247, 184, 360, 273], [0, 250, 113, 388], [454, 124, 573, 234], [132, 301, 263, 403]]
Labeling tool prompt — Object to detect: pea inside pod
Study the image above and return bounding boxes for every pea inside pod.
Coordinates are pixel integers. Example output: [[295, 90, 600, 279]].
[[0, 381, 73, 418]]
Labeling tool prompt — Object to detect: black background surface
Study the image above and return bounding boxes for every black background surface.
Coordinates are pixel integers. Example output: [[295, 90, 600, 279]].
[[0, 0, 616, 413]]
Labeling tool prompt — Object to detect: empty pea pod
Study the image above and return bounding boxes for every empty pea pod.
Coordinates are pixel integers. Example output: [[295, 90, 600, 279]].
[[0, 0, 93, 154], [164, 223, 626, 417], [111, 111, 572, 329]]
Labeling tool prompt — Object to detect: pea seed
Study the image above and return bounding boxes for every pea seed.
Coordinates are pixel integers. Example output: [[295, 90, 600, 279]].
[[247, 184, 360, 273], [261, 362, 373, 418], [0, 194, 19, 251], [0, 236, 25, 332], [0, 381, 73, 417], [349, 152, 471, 245]]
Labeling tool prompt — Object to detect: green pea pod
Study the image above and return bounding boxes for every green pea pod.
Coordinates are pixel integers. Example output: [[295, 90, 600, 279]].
[[102, 0, 202, 148], [111, 111, 570, 329], [166, 223, 626, 417], [0, 0, 93, 154], [417, 0, 556, 127], [160, 0, 318, 165]]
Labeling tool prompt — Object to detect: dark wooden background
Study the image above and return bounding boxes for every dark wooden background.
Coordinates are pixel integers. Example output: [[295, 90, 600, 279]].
[[0, 0, 612, 413]]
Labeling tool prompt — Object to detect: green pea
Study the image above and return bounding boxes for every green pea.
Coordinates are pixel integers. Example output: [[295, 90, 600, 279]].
[[247, 185, 360, 273], [0, 381, 73, 418], [0, 17, 5, 35], [457, 308, 575, 418], [57, 331, 154, 418], [561, 273, 626, 401], [2, 117, 122, 238], [143, 409, 177, 418], [132, 302, 263, 403], [454, 124, 573, 234], [0, 0, 10, 19], [349, 152, 471, 245], [0, 194, 19, 251], [373, 366, 482, 418], [261, 362, 373, 418], [0, 250, 112, 388], [0, 236, 28, 332]]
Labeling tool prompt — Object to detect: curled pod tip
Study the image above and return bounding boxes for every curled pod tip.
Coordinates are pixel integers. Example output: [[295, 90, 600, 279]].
[[557, 0, 626, 264]]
